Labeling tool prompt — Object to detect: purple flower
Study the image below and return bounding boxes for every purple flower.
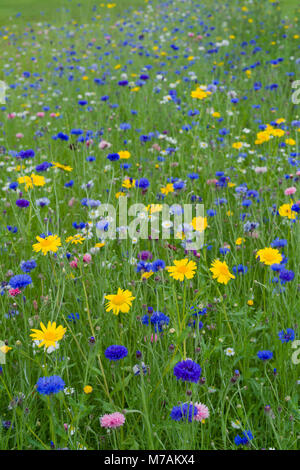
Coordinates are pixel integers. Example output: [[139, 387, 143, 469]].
[[105, 345, 128, 361], [174, 359, 202, 383], [170, 403, 197, 422], [279, 270, 295, 283], [16, 199, 30, 208]]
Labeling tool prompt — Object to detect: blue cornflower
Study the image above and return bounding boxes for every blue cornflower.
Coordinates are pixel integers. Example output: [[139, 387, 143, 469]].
[[170, 403, 197, 422], [36, 376, 65, 395], [257, 350, 273, 361], [207, 209, 216, 217], [136, 261, 152, 273], [16, 199, 30, 208], [35, 162, 52, 172], [271, 264, 284, 272], [219, 247, 230, 255], [105, 345, 128, 361], [278, 328, 295, 343], [18, 149, 35, 159], [234, 430, 254, 446], [233, 264, 248, 275], [270, 238, 287, 248], [279, 270, 295, 283], [36, 197, 50, 207], [20, 260, 37, 273], [9, 274, 32, 289], [150, 312, 170, 332], [67, 313, 80, 323], [135, 178, 150, 189], [107, 153, 120, 161], [173, 359, 202, 383], [152, 259, 166, 272]]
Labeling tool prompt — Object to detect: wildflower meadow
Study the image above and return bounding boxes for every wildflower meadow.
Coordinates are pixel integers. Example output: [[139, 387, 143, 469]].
[[0, 0, 299, 452]]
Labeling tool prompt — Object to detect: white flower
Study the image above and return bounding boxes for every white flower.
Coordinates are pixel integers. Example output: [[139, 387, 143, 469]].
[[231, 420, 241, 429], [225, 347, 235, 356]]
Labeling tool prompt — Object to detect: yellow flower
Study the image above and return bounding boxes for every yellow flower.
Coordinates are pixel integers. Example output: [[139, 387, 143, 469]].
[[279, 202, 296, 220], [118, 150, 131, 159], [167, 258, 197, 281], [235, 237, 245, 245], [247, 300, 254, 306], [105, 288, 135, 315], [32, 234, 62, 255], [146, 204, 163, 214], [0, 345, 12, 354], [270, 128, 285, 138], [210, 259, 235, 285], [161, 183, 174, 195], [191, 87, 211, 100], [190, 216, 208, 232], [51, 161, 73, 172], [30, 321, 66, 349], [83, 385, 93, 394], [66, 234, 86, 245], [256, 247, 282, 266], [115, 191, 126, 198], [122, 178, 135, 189], [232, 142, 243, 150], [17, 175, 33, 190], [141, 271, 154, 280], [30, 173, 46, 187], [95, 242, 105, 248], [285, 138, 296, 146]]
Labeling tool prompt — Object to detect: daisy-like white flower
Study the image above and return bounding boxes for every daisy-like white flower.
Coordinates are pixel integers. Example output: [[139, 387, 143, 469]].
[[225, 347, 235, 356]]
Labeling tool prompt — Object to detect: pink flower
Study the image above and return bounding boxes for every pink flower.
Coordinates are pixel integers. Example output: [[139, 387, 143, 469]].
[[151, 333, 158, 343], [193, 402, 209, 421], [284, 187, 296, 196], [9, 288, 21, 297], [98, 140, 111, 149], [16, 133, 24, 139], [83, 253, 92, 264], [70, 258, 78, 269], [100, 412, 125, 429], [50, 113, 57, 118], [7, 113, 16, 119], [36, 112, 45, 118], [254, 166, 267, 174], [206, 179, 218, 185]]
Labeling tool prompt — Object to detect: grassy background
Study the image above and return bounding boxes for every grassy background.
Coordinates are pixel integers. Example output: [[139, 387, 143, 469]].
[[0, 0, 299, 24], [0, 0, 148, 24]]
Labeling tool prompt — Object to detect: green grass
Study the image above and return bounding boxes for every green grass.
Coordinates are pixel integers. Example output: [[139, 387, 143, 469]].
[[0, 0, 146, 24]]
